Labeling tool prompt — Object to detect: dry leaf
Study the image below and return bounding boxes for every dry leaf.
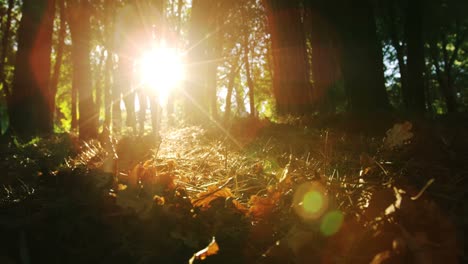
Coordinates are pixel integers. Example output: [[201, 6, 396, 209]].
[[128, 164, 144, 187], [166, 159, 177, 171], [384, 121, 413, 149], [189, 237, 219, 264], [154, 172, 176, 191], [248, 191, 281, 218], [370, 250, 393, 264], [192, 187, 234, 208], [232, 199, 249, 214], [153, 195, 165, 206], [384, 187, 404, 216], [278, 154, 292, 183]]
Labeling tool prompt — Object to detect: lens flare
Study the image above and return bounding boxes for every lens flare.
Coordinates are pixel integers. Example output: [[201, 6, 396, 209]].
[[303, 191, 323, 214], [320, 210, 344, 236], [293, 182, 328, 220]]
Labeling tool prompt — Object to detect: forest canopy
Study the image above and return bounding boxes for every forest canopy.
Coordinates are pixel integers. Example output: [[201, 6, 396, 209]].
[[0, 0, 467, 138]]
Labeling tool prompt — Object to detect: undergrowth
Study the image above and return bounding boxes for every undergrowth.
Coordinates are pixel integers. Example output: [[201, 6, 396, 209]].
[[0, 119, 466, 263]]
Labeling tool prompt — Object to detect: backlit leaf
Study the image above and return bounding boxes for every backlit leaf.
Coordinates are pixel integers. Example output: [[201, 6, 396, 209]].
[[189, 237, 219, 264]]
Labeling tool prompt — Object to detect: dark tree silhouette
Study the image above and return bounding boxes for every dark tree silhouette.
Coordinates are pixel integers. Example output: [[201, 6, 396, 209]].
[[334, 0, 389, 114], [50, 0, 66, 125], [405, 0, 426, 114], [9, 0, 55, 138], [263, 0, 312, 116], [68, 0, 98, 139]]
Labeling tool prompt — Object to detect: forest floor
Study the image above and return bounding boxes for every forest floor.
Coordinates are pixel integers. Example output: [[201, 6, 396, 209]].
[[0, 116, 467, 264]]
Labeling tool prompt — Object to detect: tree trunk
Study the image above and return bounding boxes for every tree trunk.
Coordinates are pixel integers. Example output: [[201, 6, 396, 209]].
[[242, 31, 256, 117], [50, 0, 66, 126], [9, 0, 55, 138], [68, 0, 98, 139], [429, 38, 458, 114], [387, 2, 409, 109], [71, 75, 77, 130], [103, 0, 114, 129], [263, 0, 312, 116], [335, 0, 389, 114], [207, 43, 220, 120], [405, 0, 426, 114], [0, 0, 14, 102], [166, 0, 185, 123], [224, 60, 241, 121], [235, 84, 246, 116], [95, 50, 106, 133], [439, 32, 464, 113], [186, 0, 206, 121], [303, 2, 341, 113], [186, 0, 216, 122]]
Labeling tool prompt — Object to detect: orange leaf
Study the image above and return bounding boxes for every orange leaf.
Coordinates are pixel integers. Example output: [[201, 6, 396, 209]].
[[189, 237, 219, 264], [232, 199, 249, 214], [192, 187, 234, 208], [153, 195, 165, 206], [128, 164, 144, 187], [248, 191, 281, 218], [117, 183, 127, 191], [155, 172, 176, 191]]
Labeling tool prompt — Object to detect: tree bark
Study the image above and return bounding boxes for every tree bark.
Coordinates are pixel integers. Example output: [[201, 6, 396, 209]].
[[186, 0, 217, 122], [207, 42, 221, 120], [242, 31, 256, 117], [9, 0, 55, 138], [405, 0, 426, 114], [103, 0, 114, 129], [50, 0, 66, 126], [0, 0, 14, 102], [335, 0, 389, 114], [386, 2, 409, 109], [224, 59, 241, 121], [95, 49, 106, 133], [263, 0, 312, 116], [68, 0, 98, 139], [303, 2, 341, 113]]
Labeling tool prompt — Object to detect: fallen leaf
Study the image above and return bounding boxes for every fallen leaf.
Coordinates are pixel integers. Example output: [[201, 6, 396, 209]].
[[117, 183, 127, 191], [192, 187, 234, 208], [166, 159, 177, 171], [384, 121, 413, 149], [153, 195, 165, 206], [154, 172, 176, 191], [384, 187, 404, 216], [189, 237, 219, 264], [370, 250, 393, 264], [248, 191, 281, 218], [231, 199, 249, 214]]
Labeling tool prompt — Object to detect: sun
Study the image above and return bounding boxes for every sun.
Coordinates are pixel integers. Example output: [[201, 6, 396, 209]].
[[137, 43, 185, 104]]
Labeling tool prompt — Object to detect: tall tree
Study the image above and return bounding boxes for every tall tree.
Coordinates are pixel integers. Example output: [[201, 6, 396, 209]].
[[303, 1, 341, 112], [224, 57, 242, 121], [334, 0, 389, 114], [262, 0, 312, 116], [9, 0, 56, 138], [241, 8, 256, 117], [185, 0, 219, 121], [50, 0, 66, 125], [103, 0, 114, 130], [68, 0, 98, 139], [385, 0, 409, 108], [0, 0, 14, 100], [425, 0, 468, 113], [405, 0, 426, 114]]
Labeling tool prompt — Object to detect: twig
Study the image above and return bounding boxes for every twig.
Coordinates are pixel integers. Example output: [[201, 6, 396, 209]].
[[411, 178, 435, 200]]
